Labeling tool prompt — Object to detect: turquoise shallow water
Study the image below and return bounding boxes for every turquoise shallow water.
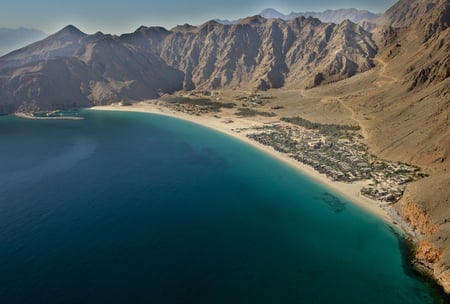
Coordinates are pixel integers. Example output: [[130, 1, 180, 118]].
[[0, 110, 447, 303]]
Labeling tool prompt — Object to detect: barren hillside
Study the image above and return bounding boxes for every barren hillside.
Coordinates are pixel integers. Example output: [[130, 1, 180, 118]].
[[0, 17, 376, 114]]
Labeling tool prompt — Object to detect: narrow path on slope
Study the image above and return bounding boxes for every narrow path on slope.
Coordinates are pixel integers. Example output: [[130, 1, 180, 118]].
[[339, 100, 369, 139], [299, 88, 369, 139], [374, 57, 399, 84]]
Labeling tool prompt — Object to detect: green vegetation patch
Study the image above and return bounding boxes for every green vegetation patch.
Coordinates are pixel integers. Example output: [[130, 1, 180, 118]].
[[236, 108, 276, 117], [164, 97, 235, 109], [281, 116, 360, 138]]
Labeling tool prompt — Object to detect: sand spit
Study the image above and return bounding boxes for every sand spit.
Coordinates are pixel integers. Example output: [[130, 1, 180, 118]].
[[14, 112, 84, 120]]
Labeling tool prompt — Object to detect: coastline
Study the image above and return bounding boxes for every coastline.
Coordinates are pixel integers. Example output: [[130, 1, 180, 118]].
[[4, 105, 446, 303], [89, 101, 414, 235]]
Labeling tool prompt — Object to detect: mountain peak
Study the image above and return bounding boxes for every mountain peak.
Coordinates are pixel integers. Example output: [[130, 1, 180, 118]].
[[240, 15, 266, 25], [171, 24, 197, 32], [259, 8, 285, 19], [202, 20, 220, 26], [135, 25, 148, 32], [132, 26, 169, 35], [57, 25, 85, 36], [339, 19, 354, 27], [199, 20, 221, 31]]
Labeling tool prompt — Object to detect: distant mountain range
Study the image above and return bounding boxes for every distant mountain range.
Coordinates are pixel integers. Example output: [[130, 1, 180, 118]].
[[216, 8, 381, 25], [0, 27, 46, 56], [0, 16, 377, 113]]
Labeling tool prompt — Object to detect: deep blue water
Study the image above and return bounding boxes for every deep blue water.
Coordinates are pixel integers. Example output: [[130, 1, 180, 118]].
[[0, 110, 446, 303]]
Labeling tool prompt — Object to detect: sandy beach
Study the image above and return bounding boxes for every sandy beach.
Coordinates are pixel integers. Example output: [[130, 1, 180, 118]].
[[90, 101, 412, 234]]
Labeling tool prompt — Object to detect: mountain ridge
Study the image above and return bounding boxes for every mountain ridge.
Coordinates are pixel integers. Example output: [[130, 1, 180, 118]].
[[216, 8, 381, 26], [0, 16, 376, 113]]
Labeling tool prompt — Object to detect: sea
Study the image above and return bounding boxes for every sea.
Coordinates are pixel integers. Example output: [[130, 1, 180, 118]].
[[0, 110, 448, 303]]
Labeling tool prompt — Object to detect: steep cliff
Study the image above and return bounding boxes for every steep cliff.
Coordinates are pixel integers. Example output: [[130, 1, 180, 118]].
[[395, 173, 450, 293]]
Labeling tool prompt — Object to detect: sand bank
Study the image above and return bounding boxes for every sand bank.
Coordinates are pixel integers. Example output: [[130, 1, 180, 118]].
[[14, 113, 84, 120]]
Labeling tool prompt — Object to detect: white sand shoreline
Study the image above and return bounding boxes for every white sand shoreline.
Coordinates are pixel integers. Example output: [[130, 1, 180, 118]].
[[89, 102, 413, 236]]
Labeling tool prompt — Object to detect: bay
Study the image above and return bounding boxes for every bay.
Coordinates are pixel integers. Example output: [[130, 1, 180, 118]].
[[0, 110, 446, 303]]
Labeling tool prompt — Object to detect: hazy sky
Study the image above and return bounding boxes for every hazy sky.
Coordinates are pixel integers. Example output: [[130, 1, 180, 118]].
[[2, 0, 397, 34]]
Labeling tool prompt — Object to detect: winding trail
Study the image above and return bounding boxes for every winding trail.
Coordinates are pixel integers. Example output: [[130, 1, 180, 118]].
[[339, 100, 369, 139], [340, 57, 399, 139], [374, 57, 399, 84], [299, 87, 368, 139]]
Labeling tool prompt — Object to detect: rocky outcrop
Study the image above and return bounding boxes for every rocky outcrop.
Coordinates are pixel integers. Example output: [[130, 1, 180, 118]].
[[436, 261, 450, 294], [395, 173, 450, 293], [397, 191, 439, 236], [416, 240, 442, 264]]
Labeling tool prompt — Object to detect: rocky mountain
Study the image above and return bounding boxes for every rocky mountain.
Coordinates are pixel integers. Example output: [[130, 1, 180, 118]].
[[0, 25, 183, 113], [145, 16, 376, 90], [0, 27, 46, 56], [0, 17, 376, 114], [216, 8, 381, 26]]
